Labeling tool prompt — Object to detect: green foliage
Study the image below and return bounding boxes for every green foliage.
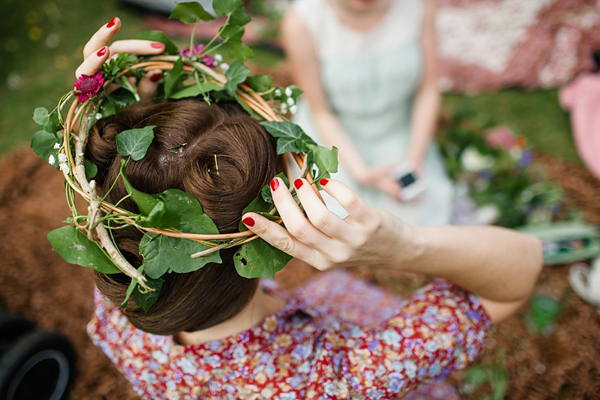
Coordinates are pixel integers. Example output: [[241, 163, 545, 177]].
[[213, 0, 244, 16], [169, 2, 215, 23], [170, 81, 223, 99], [101, 53, 138, 80], [116, 125, 155, 161], [84, 159, 98, 180], [33, 107, 49, 126], [141, 201, 182, 229], [47, 226, 121, 274], [100, 88, 137, 118], [30, 130, 60, 168], [120, 159, 159, 215], [260, 121, 316, 154], [156, 189, 219, 235], [224, 61, 251, 97], [245, 74, 274, 93], [164, 57, 184, 98], [136, 31, 179, 55], [463, 350, 508, 400], [133, 275, 164, 312], [234, 238, 292, 279], [260, 172, 289, 204]]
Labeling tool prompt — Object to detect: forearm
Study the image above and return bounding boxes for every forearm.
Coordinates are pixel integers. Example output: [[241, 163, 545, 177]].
[[406, 84, 440, 165], [394, 225, 543, 303]]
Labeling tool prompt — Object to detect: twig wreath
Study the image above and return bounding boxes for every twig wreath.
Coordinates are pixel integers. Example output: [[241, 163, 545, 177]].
[[30, 0, 338, 311]]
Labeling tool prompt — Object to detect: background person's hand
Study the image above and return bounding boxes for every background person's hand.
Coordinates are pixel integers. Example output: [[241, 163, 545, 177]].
[[242, 178, 414, 271], [75, 17, 165, 102], [358, 164, 403, 201]]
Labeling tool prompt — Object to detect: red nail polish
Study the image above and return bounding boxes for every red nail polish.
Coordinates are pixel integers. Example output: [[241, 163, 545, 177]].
[[242, 217, 255, 227], [97, 47, 107, 57], [151, 42, 164, 49], [294, 179, 303, 189], [107, 17, 116, 28], [320, 179, 329, 186], [149, 73, 161, 83], [270, 179, 279, 191]]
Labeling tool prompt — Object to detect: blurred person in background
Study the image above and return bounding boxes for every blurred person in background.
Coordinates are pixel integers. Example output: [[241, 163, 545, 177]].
[[282, 0, 454, 225]]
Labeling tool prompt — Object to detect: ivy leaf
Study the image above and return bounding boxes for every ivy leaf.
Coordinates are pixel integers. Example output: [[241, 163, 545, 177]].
[[30, 130, 60, 168], [43, 110, 61, 135], [170, 81, 224, 99], [136, 30, 179, 55], [307, 144, 339, 175], [140, 201, 182, 229], [120, 159, 158, 215], [225, 32, 254, 61], [47, 226, 121, 274], [33, 107, 49, 126], [169, 2, 215, 23], [165, 57, 184, 98], [261, 172, 289, 204], [121, 276, 138, 309], [134, 275, 164, 312], [238, 194, 271, 231], [260, 121, 316, 155], [157, 189, 219, 234], [140, 233, 221, 279], [101, 88, 137, 118], [224, 61, 251, 97], [213, 0, 243, 15], [220, 25, 244, 40], [245, 74, 274, 93], [84, 159, 98, 180], [116, 125, 155, 161], [234, 238, 292, 279], [228, 5, 251, 26]]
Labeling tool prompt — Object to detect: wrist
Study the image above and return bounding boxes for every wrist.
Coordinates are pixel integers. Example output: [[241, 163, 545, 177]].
[[384, 221, 426, 270]]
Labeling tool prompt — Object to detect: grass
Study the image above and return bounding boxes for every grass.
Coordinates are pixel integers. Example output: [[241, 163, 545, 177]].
[[0, 0, 580, 167]]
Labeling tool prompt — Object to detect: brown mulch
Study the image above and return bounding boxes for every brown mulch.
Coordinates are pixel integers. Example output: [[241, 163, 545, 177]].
[[0, 146, 599, 399]]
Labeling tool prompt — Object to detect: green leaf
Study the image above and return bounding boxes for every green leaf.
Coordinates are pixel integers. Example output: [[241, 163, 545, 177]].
[[136, 30, 179, 55], [121, 277, 138, 309], [84, 159, 98, 180], [239, 194, 272, 231], [260, 172, 289, 204], [47, 226, 121, 274], [157, 189, 219, 234], [33, 107, 49, 126], [228, 5, 251, 26], [165, 57, 184, 98], [140, 233, 222, 279], [43, 111, 61, 135], [170, 81, 224, 99], [220, 24, 244, 40], [116, 125, 155, 161], [307, 144, 339, 175], [225, 33, 254, 61], [101, 88, 137, 118], [142, 201, 182, 229], [30, 130, 60, 168], [134, 275, 164, 312], [234, 238, 292, 279], [245, 74, 274, 93], [120, 159, 159, 215], [169, 2, 215, 23], [213, 0, 243, 15], [260, 121, 316, 155], [224, 61, 250, 97]]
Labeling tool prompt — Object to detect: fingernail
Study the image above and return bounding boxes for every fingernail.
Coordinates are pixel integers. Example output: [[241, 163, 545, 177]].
[[270, 178, 279, 191], [151, 42, 164, 49], [242, 217, 255, 227], [97, 47, 107, 57], [149, 72, 161, 83], [294, 179, 303, 189], [320, 179, 329, 186], [107, 17, 117, 28]]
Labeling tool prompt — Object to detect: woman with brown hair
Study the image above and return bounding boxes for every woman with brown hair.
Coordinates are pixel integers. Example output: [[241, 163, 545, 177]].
[[80, 19, 542, 399]]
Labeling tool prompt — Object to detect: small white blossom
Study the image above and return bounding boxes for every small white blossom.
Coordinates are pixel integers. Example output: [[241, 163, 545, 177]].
[[280, 103, 288, 113], [48, 155, 56, 165], [286, 97, 295, 106], [290, 105, 298, 115], [274, 88, 282, 97], [95, 112, 103, 120], [214, 54, 223, 62], [58, 153, 68, 163], [220, 63, 229, 72], [53, 143, 60, 149], [285, 87, 293, 97], [59, 162, 70, 175]]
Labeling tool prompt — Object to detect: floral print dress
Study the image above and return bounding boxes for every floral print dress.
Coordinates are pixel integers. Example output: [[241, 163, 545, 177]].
[[87, 269, 491, 399]]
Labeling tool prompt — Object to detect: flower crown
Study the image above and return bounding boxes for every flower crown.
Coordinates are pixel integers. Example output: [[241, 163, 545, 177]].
[[30, 1, 339, 311]]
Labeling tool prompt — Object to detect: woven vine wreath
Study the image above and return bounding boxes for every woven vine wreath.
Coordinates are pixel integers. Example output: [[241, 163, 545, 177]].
[[30, 1, 339, 311]]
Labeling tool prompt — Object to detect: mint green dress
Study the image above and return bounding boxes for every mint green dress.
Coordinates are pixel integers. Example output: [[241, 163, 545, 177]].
[[292, 0, 454, 225]]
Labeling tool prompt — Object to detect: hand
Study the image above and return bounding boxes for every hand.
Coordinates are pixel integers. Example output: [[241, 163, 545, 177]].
[[357, 164, 402, 201], [76, 17, 166, 102], [242, 178, 414, 271]]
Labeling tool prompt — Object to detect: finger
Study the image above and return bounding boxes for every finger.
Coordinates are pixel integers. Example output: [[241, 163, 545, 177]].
[[83, 17, 121, 59], [293, 178, 347, 239], [76, 46, 110, 78], [109, 40, 165, 55], [320, 179, 377, 225], [138, 69, 162, 103], [270, 177, 330, 248], [241, 212, 319, 266]]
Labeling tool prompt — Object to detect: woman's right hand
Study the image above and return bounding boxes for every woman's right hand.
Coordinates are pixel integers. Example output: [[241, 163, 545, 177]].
[[242, 178, 415, 271]]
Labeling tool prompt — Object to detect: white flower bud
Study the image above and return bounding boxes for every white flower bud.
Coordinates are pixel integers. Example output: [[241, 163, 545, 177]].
[[48, 155, 56, 165], [290, 105, 298, 115], [220, 63, 229, 72], [280, 103, 288, 113], [274, 89, 282, 97], [53, 143, 60, 149], [285, 87, 293, 97], [59, 162, 70, 175], [286, 97, 295, 106], [58, 153, 68, 163], [95, 112, 103, 120], [214, 54, 223, 62]]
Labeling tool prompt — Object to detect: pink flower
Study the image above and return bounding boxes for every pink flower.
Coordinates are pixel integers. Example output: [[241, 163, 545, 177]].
[[74, 71, 105, 103], [179, 44, 205, 58], [486, 125, 515, 149], [202, 55, 216, 68]]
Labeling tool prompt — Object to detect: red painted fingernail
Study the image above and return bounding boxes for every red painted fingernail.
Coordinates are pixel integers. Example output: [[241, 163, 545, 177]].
[[107, 17, 116, 28], [242, 217, 255, 227], [294, 179, 303, 189], [97, 47, 107, 57], [270, 179, 279, 191], [151, 42, 164, 49], [320, 179, 329, 186], [149, 73, 161, 83]]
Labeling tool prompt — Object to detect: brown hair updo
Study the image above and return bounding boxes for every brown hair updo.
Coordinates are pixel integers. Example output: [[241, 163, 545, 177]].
[[85, 99, 279, 335]]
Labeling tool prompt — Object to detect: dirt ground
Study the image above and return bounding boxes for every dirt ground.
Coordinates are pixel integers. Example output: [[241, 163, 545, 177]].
[[0, 146, 599, 399]]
